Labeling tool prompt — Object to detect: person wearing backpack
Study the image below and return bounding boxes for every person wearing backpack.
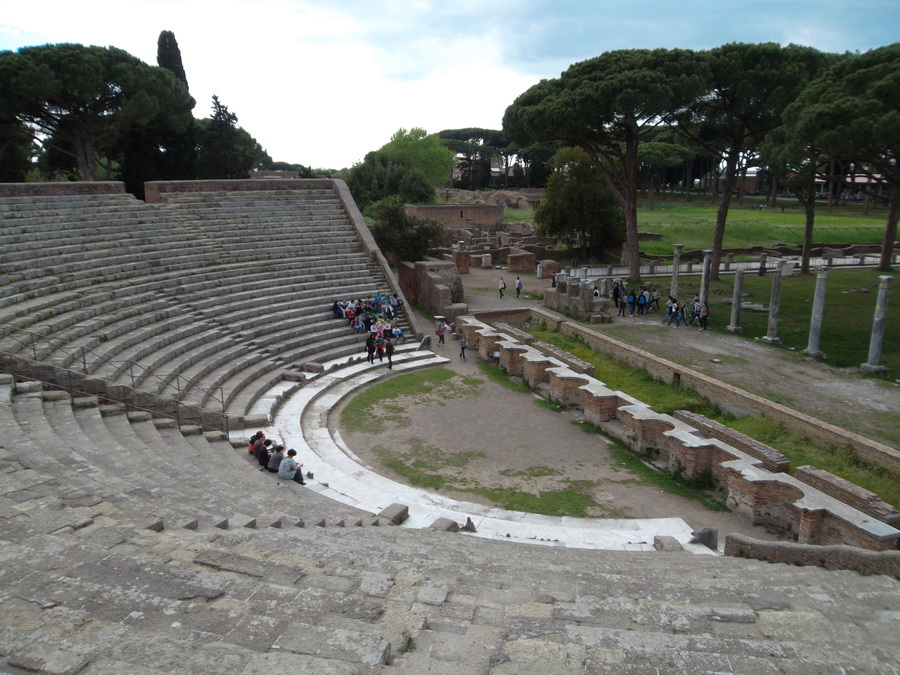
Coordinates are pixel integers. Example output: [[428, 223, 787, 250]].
[[498, 277, 507, 299], [627, 290, 636, 316], [636, 287, 647, 315], [514, 276, 523, 299], [698, 302, 710, 331]]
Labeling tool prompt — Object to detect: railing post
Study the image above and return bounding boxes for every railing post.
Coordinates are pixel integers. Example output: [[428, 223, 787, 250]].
[[175, 376, 182, 428], [81, 346, 88, 374]]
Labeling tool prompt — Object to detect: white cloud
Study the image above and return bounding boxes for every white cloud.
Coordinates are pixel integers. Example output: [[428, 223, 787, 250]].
[[1, 0, 897, 168]]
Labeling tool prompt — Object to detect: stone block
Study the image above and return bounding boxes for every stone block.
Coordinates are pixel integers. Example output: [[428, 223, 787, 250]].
[[653, 535, 684, 552], [539, 259, 560, 278], [428, 517, 460, 532], [378, 503, 409, 525], [452, 250, 470, 274]]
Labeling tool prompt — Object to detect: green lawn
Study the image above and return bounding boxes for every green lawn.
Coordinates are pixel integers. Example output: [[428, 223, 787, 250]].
[[504, 198, 890, 256], [669, 269, 899, 376]]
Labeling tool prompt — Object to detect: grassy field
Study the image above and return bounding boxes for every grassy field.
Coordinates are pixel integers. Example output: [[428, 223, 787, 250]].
[[670, 269, 899, 376], [524, 323, 898, 508], [505, 197, 889, 256]]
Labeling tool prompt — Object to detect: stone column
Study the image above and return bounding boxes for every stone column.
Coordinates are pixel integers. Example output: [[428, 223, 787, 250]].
[[727, 270, 744, 333], [600, 278, 609, 296], [803, 267, 828, 360], [758, 252, 767, 276], [762, 262, 787, 344], [861, 275, 893, 374], [699, 249, 713, 304], [670, 244, 684, 299]]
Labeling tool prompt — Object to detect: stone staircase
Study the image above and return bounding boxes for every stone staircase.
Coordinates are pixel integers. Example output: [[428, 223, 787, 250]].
[[0, 186, 412, 424]]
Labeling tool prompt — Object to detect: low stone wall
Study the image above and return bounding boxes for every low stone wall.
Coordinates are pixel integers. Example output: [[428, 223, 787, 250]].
[[725, 534, 900, 578], [0, 182, 125, 197], [455, 315, 900, 552], [673, 411, 790, 473], [404, 204, 503, 229], [795, 466, 900, 529], [507, 249, 536, 272], [529, 307, 900, 477], [143, 178, 336, 203]]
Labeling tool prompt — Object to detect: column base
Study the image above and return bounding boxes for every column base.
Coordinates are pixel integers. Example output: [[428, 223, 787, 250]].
[[761, 336, 782, 345], [802, 349, 825, 361], [860, 363, 887, 375], [726, 325, 742, 333]]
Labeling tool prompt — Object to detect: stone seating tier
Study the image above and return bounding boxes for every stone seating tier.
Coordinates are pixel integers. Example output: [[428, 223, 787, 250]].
[[1, 267, 408, 420], [3, 380, 376, 532], [0, 373, 896, 673]]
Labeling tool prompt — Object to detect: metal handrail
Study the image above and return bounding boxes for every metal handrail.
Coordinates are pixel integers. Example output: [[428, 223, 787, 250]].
[[0, 349, 230, 436]]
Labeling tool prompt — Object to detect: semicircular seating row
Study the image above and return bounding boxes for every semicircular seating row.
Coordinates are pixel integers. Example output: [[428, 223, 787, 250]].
[[0, 188, 409, 424], [1, 370, 897, 674]]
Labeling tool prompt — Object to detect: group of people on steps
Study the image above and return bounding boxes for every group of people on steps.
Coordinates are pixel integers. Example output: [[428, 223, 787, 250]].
[[248, 431, 307, 484]]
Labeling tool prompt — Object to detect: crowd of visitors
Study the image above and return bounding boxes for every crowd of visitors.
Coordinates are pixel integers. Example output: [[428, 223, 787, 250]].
[[607, 280, 709, 330], [611, 280, 662, 317], [332, 293, 407, 365], [247, 431, 307, 484]]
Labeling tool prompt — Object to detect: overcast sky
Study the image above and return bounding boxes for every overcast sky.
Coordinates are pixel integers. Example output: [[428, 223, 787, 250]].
[[1, 1, 897, 169]]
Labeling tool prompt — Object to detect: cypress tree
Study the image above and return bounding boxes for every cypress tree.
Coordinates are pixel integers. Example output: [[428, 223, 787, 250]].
[[157, 30, 188, 90]]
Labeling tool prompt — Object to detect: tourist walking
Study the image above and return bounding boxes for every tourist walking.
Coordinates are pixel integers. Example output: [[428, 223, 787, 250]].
[[698, 302, 710, 331], [365, 334, 376, 363], [385, 337, 394, 369], [438, 319, 452, 345], [687, 295, 701, 326], [498, 277, 506, 299], [514, 276, 523, 299], [663, 296, 676, 324], [459, 336, 467, 360]]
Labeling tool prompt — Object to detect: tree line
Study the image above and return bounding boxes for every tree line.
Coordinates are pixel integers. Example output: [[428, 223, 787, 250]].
[[503, 42, 899, 278], [0, 32, 301, 198]]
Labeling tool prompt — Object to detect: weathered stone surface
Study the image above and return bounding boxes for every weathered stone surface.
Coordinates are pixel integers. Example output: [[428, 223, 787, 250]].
[[378, 503, 409, 525], [428, 517, 459, 532], [276, 624, 391, 666], [653, 535, 684, 552], [68, 556, 225, 601], [6, 646, 91, 675]]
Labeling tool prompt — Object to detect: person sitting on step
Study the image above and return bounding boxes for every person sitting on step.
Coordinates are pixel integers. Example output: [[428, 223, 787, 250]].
[[265, 445, 284, 473], [255, 439, 273, 468], [278, 449, 306, 484]]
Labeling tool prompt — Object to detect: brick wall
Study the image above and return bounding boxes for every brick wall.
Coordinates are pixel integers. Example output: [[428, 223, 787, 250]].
[[454, 313, 900, 552], [529, 307, 900, 476], [795, 466, 900, 528], [404, 204, 503, 228], [673, 410, 790, 473]]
